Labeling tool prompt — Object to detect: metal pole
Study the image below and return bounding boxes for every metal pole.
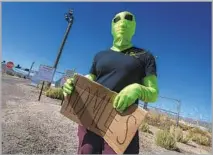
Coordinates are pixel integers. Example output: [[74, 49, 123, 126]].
[[38, 81, 45, 101], [175, 100, 181, 126], [53, 22, 73, 70], [159, 96, 181, 126], [143, 102, 148, 110], [47, 10, 74, 87], [27, 61, 35, 78]]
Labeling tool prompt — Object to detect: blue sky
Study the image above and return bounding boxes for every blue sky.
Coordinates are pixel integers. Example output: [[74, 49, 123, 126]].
[[2, 2, 212, 122]]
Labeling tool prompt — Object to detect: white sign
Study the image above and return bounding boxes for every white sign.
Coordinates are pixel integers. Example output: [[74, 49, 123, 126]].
[[65, 69, 75, 77], [38, 65, 55, 82], [60, 76, 68, 86]]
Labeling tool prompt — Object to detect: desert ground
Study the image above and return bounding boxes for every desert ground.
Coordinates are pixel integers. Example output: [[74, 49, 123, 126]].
[[2, 75, 212, 154]]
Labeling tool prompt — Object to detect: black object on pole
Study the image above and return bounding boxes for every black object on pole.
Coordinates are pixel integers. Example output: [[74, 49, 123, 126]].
[[48, 9, 74, 87], [38, 81, 45, 101]]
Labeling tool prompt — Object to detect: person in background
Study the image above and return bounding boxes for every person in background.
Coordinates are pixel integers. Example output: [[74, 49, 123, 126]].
[[63, 11, 159, 154]]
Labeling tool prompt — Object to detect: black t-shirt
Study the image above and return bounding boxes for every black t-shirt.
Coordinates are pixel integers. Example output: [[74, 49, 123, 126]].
[[89, 47, 157, 93]]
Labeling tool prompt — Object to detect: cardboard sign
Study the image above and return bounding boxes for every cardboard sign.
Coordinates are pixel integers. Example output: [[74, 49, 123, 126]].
[[60, 74, 148, 154]]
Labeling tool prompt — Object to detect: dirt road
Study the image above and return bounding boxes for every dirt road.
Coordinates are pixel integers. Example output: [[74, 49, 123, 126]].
[[2, 75, 78, 154]]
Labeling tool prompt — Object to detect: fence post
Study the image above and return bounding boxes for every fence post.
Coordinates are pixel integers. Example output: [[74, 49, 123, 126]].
[[143, 102, 148, 110], [176, 100, 181, 127]]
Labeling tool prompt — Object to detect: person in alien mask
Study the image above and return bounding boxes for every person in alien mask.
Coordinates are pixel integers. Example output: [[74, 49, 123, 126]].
[[63, 11, 159, 154]]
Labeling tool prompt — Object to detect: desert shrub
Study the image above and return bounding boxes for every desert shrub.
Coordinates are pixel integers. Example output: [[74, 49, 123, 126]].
[[170, 125, 176, 137], [190, 127, 211, 138], [179, 123, 193, 131], [191, 134, 211, 146], [170, 125, 190, 144], [170, 125, 183, 142], [175, 127, 184, 142], [189, 127, 212, 145], [145, 111, 176, 131], [140, 122, 150, 133], [187, 130, 194, 139], [155, 130, 177, 150], [45, 87, 63, 100], [146, 111, 161, 125], [188, 128, 212, 146], [181, 136, 190, 144]]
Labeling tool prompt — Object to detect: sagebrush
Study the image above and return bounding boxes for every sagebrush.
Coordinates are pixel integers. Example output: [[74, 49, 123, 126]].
[[140, 122, 150, 133], [155, 130, 177, 151], [45, 87, 64, 100], [145, 112, 175, 131], [170, 125, 189, 144], [191, 133, 211, 146]]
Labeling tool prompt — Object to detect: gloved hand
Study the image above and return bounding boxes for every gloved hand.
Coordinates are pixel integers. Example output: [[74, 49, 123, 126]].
[[63, 74, 77, 97], [113, 83, 141, 113], [63, 73, 96, 97]]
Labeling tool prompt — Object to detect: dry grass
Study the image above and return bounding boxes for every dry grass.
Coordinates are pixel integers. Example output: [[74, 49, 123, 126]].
[[155, 130, 177, 151], [179, 123, 193, 131], [45, 88, 63, 100], [140, 122, 150, 132], [170, 125, 190, 144], [145, 111, 176, 131], [37, 82, 51, 92], [191, 134, 211, 146], [140, 122, 153, 134], [170, 125, 183, 142], [188, 127, 211, 146], [146, 111, 212, 147], [187, 128, 212, 146], [190, 127, 211, 138]]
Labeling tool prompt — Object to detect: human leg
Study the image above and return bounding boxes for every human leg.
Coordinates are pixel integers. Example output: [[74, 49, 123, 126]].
[[102, 130, 140, 154], [77, 125, 103, 154]]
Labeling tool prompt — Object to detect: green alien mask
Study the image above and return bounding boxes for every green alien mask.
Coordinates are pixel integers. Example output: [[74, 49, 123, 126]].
[[111, 11, 136, 52]]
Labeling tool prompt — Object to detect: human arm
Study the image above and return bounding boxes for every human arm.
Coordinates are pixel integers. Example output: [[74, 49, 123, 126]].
[[113, 53, 159, 112]]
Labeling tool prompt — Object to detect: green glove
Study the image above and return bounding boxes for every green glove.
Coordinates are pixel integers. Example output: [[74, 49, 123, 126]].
[[113, 75, 159, 113], [63, 74, 76, 97], [63, 73, 96, 97], [113, 83, 141, 113]]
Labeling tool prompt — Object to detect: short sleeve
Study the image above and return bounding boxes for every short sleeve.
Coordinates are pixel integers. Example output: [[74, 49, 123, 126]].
[[144, 53, 157, 77], [89, 55, 97, 76]]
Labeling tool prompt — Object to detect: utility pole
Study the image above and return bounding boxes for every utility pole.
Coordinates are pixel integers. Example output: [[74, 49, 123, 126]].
[[27, 61, 35, 78], [48, 9, 74, 87]]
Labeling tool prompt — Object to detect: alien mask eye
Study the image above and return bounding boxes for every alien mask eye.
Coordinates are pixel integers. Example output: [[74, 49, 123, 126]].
[[113, 16, 121, 23], [125, 14, 133, 21]]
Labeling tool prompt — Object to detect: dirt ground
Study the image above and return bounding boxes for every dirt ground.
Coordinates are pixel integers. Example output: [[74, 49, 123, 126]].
[[1, 75, 212, 154]]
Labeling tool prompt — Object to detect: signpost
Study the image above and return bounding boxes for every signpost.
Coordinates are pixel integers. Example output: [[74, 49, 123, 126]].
[[37, 65, 55, 101], [65, 69, 75, 77], [6, 61, 14, 69]]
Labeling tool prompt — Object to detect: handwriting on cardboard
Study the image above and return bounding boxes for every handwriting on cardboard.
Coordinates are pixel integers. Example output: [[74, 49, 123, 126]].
[[60, 74, 148, 154]]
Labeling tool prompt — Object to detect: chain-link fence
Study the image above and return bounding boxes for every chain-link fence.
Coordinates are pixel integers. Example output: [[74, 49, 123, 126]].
[[140, 96, 181, 127]]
